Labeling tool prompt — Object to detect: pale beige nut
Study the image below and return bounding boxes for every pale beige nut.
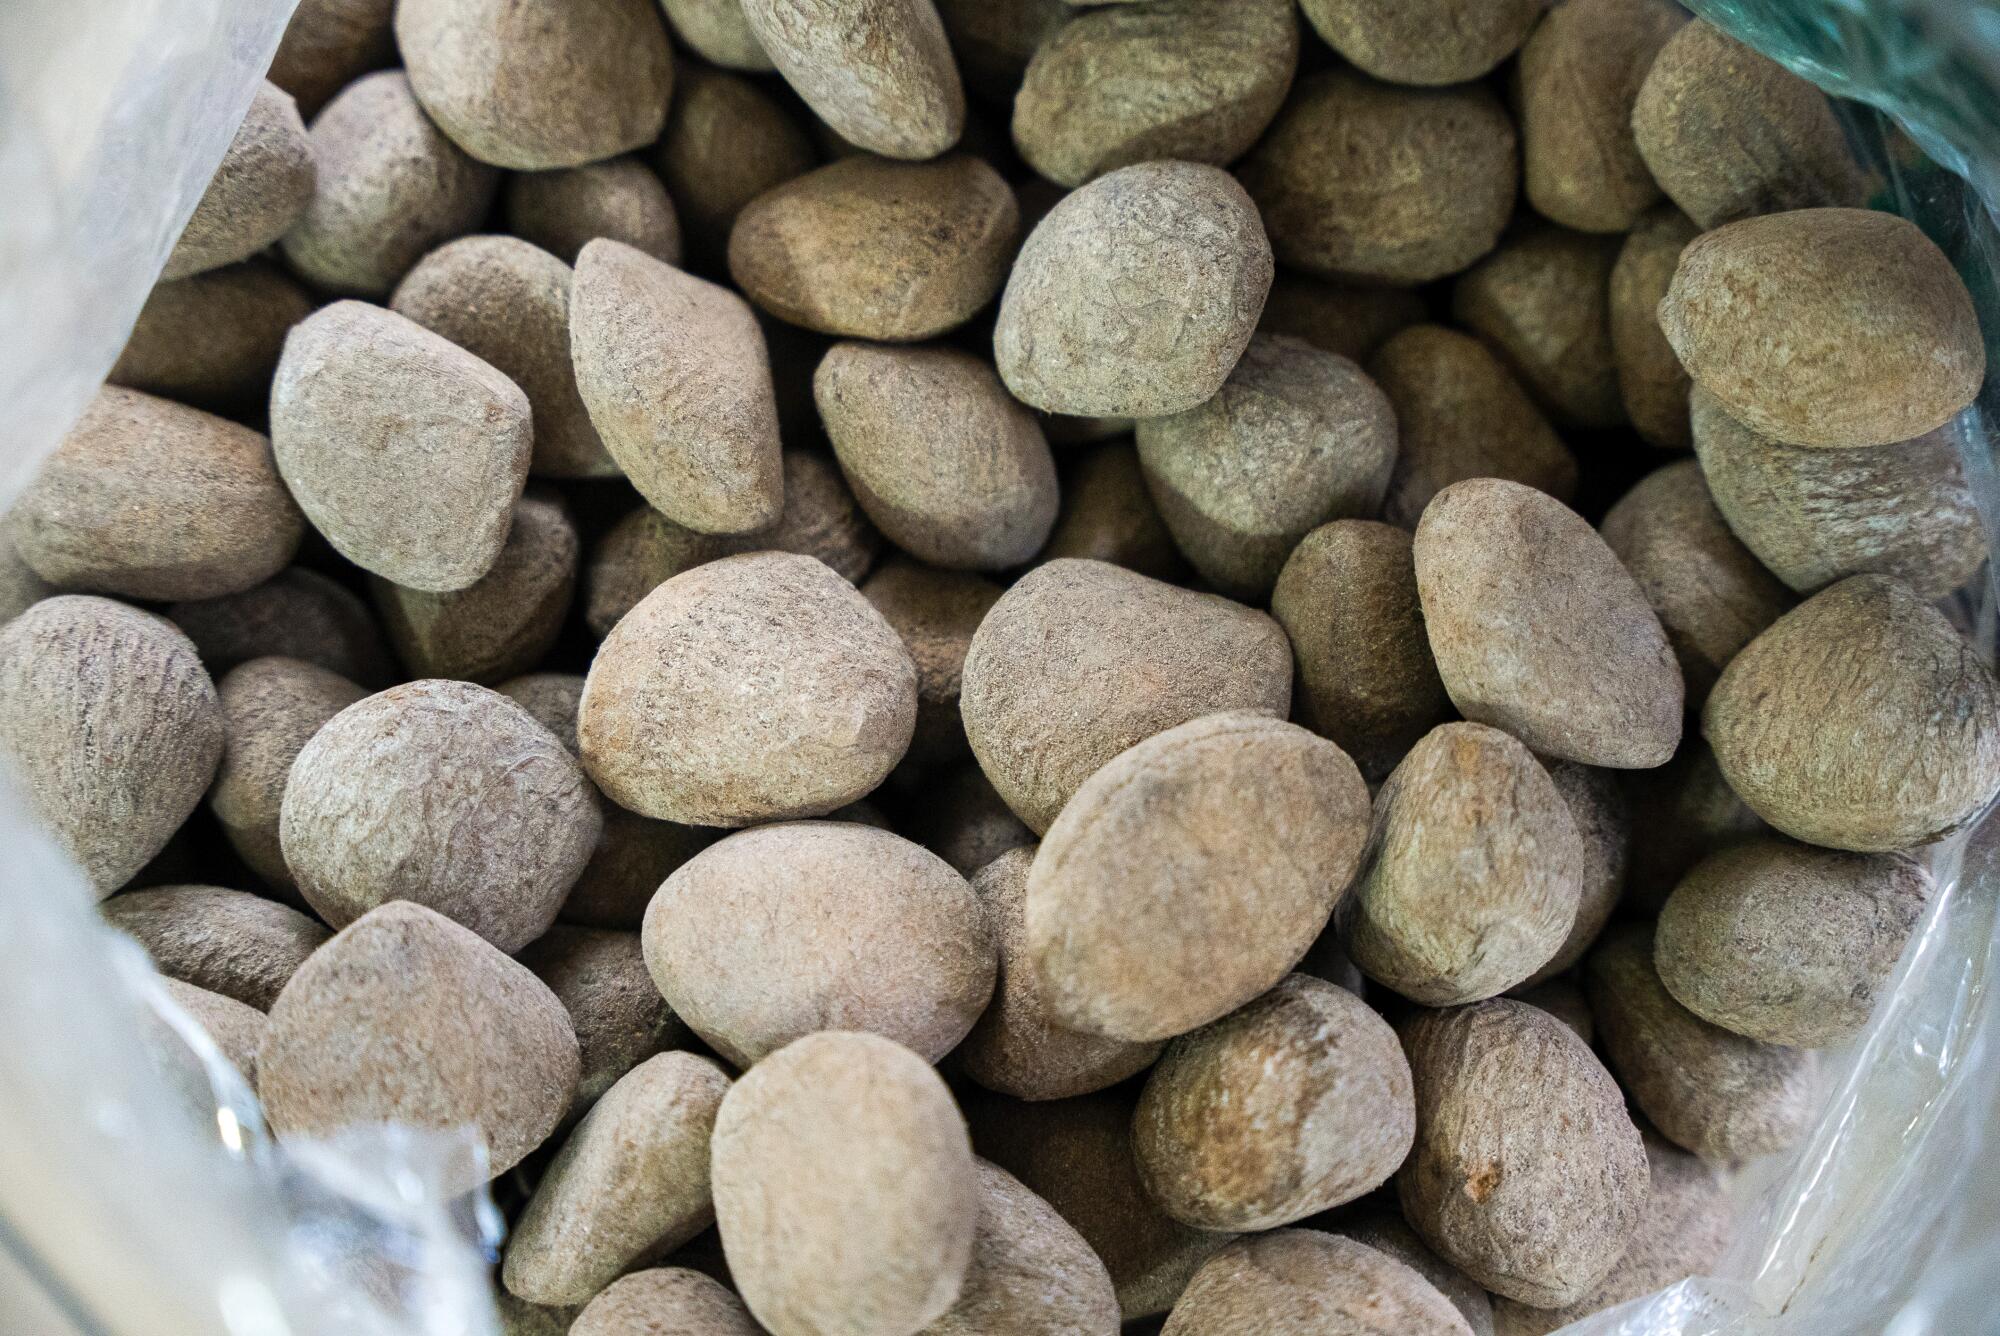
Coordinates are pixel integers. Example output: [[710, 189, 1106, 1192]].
[[1660, 208, 1985, 449], [571, 1270, 761, 1336], [1397, 999, 1649, 1308], [994, 160, 1271, 418], [642, 821, 993, 1066], [712, 1031, 978, 1336], [1451, 223, 1623, 429], [1039, 442, 1189, 583], [923, 1159, 1119, 1336], [1336, 1213, 1495, 1336], [0, 597, 223, 897], [1657, 839, 1930, 1047], [271, 300, 531, 591], [739, 0, 965, 160], [1028, 712, 1370, 1041], [861, 560, 1005, 766], [1340, 722, 1582, 1005], [1609, 208, 1701, 449], [1239, 71, 1516, 285], [1165, 1231, 1473, 1336], [1622, 738, 1766, 913], [170, 567, 396, 687], [653, 66, 816, 264], [934, 0, 1067, 101], [1136, 335, 1398, 600], [259, 900, 579, 1185], [157, 977, 269, 1085], [517, 926, 692, 1117], [505, 158, 683, 268], [961, 558, 1290, 833], [13, 386, 304, 601], [280, 680, 600, 953], [900, 763, 1035, 878], [166, 81, 316, 279], [111, 261, 315, 412], [1525, 761, 1631, 986], [103, 884, 330, 1011], [280, 71, 499, 297], [268, 0, 396, 117], [660, 0, 773, 70], [1257, 274, 1427, 364], [1705, 575, 2000, 851], [1299, 0, 1544, 85]]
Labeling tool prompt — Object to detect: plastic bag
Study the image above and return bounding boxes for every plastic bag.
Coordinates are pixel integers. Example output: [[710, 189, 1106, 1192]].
[[2, 1, 1999, 1333]]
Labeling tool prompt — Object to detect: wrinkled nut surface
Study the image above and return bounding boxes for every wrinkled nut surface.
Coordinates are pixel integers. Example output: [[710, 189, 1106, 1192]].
[[1337, 1213, 1495, 1336], [517, 925, 691, 1115], [570, 1269, 761, 1336], [1609, 208, 1701, 449], [1299, 0, 1543, 86], [103, 884, 330, 1011], [1451, 223, 1623, 430], [169, 567, 395, 688], [1527, 761, 1632, 985], [927, 1160, 1121, 1336], [504, 158, 683, 268], [860, 560, 1005, 766], [112, 261, 315, 412], [1163, 1231, 1475, 1336], [1039, 442, 1190, 583], [740, 0, 965, 160], [165, 81, 315, 280]]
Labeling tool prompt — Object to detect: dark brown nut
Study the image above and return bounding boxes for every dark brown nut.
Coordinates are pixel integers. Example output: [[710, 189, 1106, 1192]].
[[503, 1052, 730, 1305], [1012, 0, 1298, 186], [1272, 520, 1450, 783], [927, 1160, 1120, 1336], [13, 387, 304, 601], [861, 560, 1005, 766], [901, 763, 1036, 878], [1609, 208, 1701, 449], [1517, 0, 1686, 233], [816, 344, 1058, 570], [961, 558, 1291, 832], [268, 0, 396, 117], [1337, 1213, 1495, 1336], [166, 82, 315, 279], [103, 884, 330, 1011], [994, 160, 1271, 418], [1341, 723, 1582, 1005], [1257, 274, 1428, 364], [1135, 335, 1398, 600], [209, 656, 368, 891], [280, 71, 499, 297], [1398, 999, 1649, 1308], [517, 926, 692, 1117], [1028, 712, 1370, 1041], [0, 516, 53, 625], [1135, 974, 1413, 1230], [1661, 208, 1986, 449], [1706, 575, 2000, 851], [579, 552, 916, 825], [562, 808, 717, 931], [1633, 19, 1866, 229], [1163, 1231, 1474, 1336], [1656, 840, 1930, 1047], [1415, 479, 1683, 767], [111, 262, 315, 411], [1299, 0, 1543, 86], [504, 158, 683, 268], [1524, 761, 1631, 986], [934, 0, 1067, 101], [1239, 71, 1516, 286], [1690, 389, 1986, 600], [661, 0, 773, 70], [271, 301, 531, 591], [259, 900, 579, 1185], [642, 821, 993, 1066], [369, 492, 578, 684], [1369, 327, 1575, 529], [955, 846, 1162, 1100], [653, 66, 817, 264], [1511, 978, 1593, 1045], [739, 0, 965, 160], [1599, 459, 1795, 704], [495, 672, 586, 751], [0, 597, 222, 896], [572, 1270, 759, 1336], [712, 1031, 978, 1336], [496, 1294, 580, 1336], [157, 977, 268, 1084], [170, 567, 395, 687], [1585, 925, 1817, 1161], [1451, 223, 1623, 429], [1039, 442, 1189, 583], [395, 0, 672, 170], [1621, 738, 1766, 913], [281, 680, 600, 953]]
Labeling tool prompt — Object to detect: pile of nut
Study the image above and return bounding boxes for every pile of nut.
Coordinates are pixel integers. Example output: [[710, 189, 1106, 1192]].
[[2, 0, 1993, 1333]]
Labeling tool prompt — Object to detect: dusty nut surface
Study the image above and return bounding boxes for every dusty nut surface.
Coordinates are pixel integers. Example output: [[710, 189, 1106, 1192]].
[[169, 567, 395, 687], [112, 261, 316, 413], [1610, 207, 1701, 449], [739, 0, 965, 161], [1039, 442, 1190, 582], [517, 925, 690, 1116], [103, 884, 330, 1011], [859, 559, 1005, 766], [571, 1269, 761, 1336], [926, 1159, 1121, 1336], [653, 66, 816, 261], [1299, 0, 1543, 86], [1162, 1231, 1475, 1336], [1450, 223, 1623, 429], [503, 158, 683, 268], [1336, 1213, 1495, 1336], [165, 81, 315, 280]]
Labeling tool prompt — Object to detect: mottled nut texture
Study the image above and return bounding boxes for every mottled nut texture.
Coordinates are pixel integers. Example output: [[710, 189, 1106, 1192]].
[[496, 673, 583, 750], [961, 559, 1290, 832], [1258, 273, 1428, 363], [503, 1052, 730, 1306], [643, 822, 993, 1066], [170, 567, 395, 687], [280, 680, 600, 953], [1135, 975, 1413, 1231], [1027, 712, 1370, 1041], [653, 66, 816, 262], [1661, 208, 1985, 449], [1135, 335, 1398, 601], [1585, 926, 1817, 1161], [1705, 575, 2000, 851], [395, 0, 672, 170], [994, 161, 1272, 418], [1610, 208, 1700, 449], [926, 1160, 1119, 1336], [1690, 389, 1986, 600], [1622, 738, 1766, 913], [579, 552, 915, 826], [271, 301, 531, 592], [165, 82, 315, 279], [712, 1032, 978, 1336], [1600, 460, 1793, 704], [259, 901, 578, 1184], [1517, 0, 1685, 232], [157, 977, 269, 1084], [13, 387, 304, 601], [1299, 0, 1543, 85], [505, 158, 682, 271], [1527, 761, 1631, 985], [1415, 480, 1682, 767], [816, 344, 1057, 570], [1633, 20, 1865, 229], [103, 884, 330, 1011], [661, 0, 772, 70], [1012, 0, 1297, 187], [1398, 1000, 1649, 1308], [1342, 723, 1582, 1005], [730, 156, 1017, 342], [739, 0, 964, 160], [861, 560, 1005, 765], [0, 597, 222, 897], [516, 926, 691, 1115], [1451, 223, 1622, 429], [1337, 1214, 1495, 1336], [1040, 443, 1190, 583], [1239, 71, 1516, 285], [571, 240, 783, 534], [209, 657, 368, 891], [268, 0, 396, 117], [571, 1270, 760, 1336], [1166, 1232, 1472, 1336], [1657, 840, 1930, 1048], [111, 262, 316, 411], [1370, 327, 1575, 529], [280, 72, 499, 298]]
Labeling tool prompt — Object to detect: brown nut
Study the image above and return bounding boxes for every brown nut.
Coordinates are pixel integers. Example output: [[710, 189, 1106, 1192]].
[[1039, 442, 1189, 583], [1609, 208, 1701, 449], [926, 1159, 1120, 1336], [517, 926, 691, 1118], [1511, 978, 1594, 1046], [103, 884, 330, 1011], [1258, 273, 1428, 364], [111, 261, 316, 412], [936, 0, 1071, 102], [156, 977, 269, 1085], [899, 763, 1035, 879], [1299, 0, 1543, 86], [653, 66, 816, 264], [169, 568, 394, 687], [1621, 738, 1766, 913], [1336, 1213, 1495, 1336], [571, 1270, 760, 1336], [1163, 1231, 1475, 1336], [860, 560, 1006, 766], [504, 158, 683, 269], [166, 81, 315, 279], [268, 0, 396, 117], [738, 0, 965, 161], [1450, 223, 1623, 429], [1525, 760, 1631, 985], [0, 516, 55, 626], [660, 0, 773, 70]]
